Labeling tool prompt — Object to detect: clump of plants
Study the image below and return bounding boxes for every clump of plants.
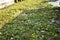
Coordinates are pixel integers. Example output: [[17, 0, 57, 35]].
[[0, 7, 60, 40], [0, 0, 60, 40]]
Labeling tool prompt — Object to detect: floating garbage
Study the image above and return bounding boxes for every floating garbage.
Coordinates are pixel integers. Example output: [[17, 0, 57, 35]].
[[48, 0, 60, 7], [0, 0, 14, 9]]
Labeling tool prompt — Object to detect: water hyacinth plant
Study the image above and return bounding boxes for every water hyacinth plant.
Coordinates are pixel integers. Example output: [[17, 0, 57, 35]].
[[0, 0, 60, 40]]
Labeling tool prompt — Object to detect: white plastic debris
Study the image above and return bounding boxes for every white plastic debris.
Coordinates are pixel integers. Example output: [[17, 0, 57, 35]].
[[48, 0, 60, 7], [0, 0, 14, 9]]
